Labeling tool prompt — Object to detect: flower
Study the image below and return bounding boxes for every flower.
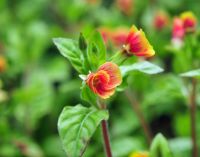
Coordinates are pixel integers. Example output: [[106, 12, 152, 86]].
[[124, 25, 155, 57], [172, 17, 185, 40], [86, 62, 122, 99], [111, 27, 129, 47], [171, 17, 185, 48], [0, 56, 6, 73], [99, 27, 112, 45], [116, 0, 133, 16], [153, 11, 169, 31], [129, 152, 148, 157], [180, 11, 197, 32]]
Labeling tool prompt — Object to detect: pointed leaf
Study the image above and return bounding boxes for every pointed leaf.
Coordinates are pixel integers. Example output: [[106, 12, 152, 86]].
[[53, 38, 84, 73], [120, 61, 164, 76], [58, 105, 109, 157], [180, 69, 200, 77], [150, 133, 173, 157]]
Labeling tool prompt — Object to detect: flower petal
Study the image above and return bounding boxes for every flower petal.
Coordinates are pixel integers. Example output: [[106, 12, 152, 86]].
[[98, 62, 122, 89]]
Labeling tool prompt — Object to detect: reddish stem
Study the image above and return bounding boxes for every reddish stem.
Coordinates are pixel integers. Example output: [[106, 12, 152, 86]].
[[190, 78, 198, 157], [99, 101, 112, 157], [101, 120, 112, 157]]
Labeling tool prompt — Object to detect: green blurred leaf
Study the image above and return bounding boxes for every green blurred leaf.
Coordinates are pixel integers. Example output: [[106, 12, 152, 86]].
[[43, 136, 65, 157], [169, 138, 191, 157], [180, 69, 200, 77], [150, 133, 173, 157], [58, 105, 109, 157], [53, 38, 84, 73], [120, 61, 163, 77], [112, 137, 145, 157]]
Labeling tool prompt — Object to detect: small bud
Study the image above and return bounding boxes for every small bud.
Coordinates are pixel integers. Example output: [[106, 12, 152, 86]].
[[153, 11, 169, 31], [79, 33, 87, 51]]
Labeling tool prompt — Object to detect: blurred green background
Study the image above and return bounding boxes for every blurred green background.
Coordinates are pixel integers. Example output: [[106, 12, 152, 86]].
[[0, 0, 200, 157]]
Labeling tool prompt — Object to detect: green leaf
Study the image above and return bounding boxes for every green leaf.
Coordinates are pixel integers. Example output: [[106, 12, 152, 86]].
[[112, 137, 144, 157], [169, 138, 191, 157], [87, 31, 106, 70], [120, 61, 164, 77], [58, 105, 109, 157], [81, 82, 97, 107], [53, 38, 84, 73], [180, 69, 200, 77], [150, 133, 173, 157]]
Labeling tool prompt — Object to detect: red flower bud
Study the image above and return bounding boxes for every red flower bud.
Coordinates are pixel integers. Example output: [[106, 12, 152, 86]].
[[180, 11, 197, 33], [172, 17, 185, 40], [153, 12, 169, 31], [86, 62, 122, 99], [124, 25, 155, 57]]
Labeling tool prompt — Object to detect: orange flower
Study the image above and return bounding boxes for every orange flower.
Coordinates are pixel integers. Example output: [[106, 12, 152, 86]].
[[172, 17, 185, 40], [129, 152, 148, 157], [111, 27, 129, 47], [0, 56, 6, 73], [116, 0, 133, 16], [180, 11, 197, 32], [86, 62, 122, 99], [99, 27, 112, 45], [124, 25, 155, 57]]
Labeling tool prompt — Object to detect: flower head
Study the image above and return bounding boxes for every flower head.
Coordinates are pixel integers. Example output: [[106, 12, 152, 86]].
[[153, 11, 169, 31], [129, 152, 148, 157], [124, 25, 155, 57], [172, 17, 185, 40], [86, 62, 122, 99], [116, 0, 133, 16], [180, 11, 197, 32]]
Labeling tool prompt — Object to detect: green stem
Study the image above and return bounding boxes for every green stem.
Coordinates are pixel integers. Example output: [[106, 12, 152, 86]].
[[190, 78, 198, 157], [110, 49, 128, 65]]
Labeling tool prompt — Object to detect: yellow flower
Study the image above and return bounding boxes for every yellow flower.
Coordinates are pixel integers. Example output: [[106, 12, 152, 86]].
[[129, 152, 149, 157]]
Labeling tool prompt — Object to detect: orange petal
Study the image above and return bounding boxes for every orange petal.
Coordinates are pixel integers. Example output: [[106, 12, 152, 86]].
[[98, 62, 122, 89]]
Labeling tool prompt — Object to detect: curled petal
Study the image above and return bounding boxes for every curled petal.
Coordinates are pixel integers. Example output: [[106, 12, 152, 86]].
[[86, 62, 122, 99], [98, 62, 122, 89]]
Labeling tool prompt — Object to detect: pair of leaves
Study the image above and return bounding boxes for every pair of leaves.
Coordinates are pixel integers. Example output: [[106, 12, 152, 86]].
[[53, 32, 106, 74], [58, 105, 108, 157], [150, 133, 173, 157]]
